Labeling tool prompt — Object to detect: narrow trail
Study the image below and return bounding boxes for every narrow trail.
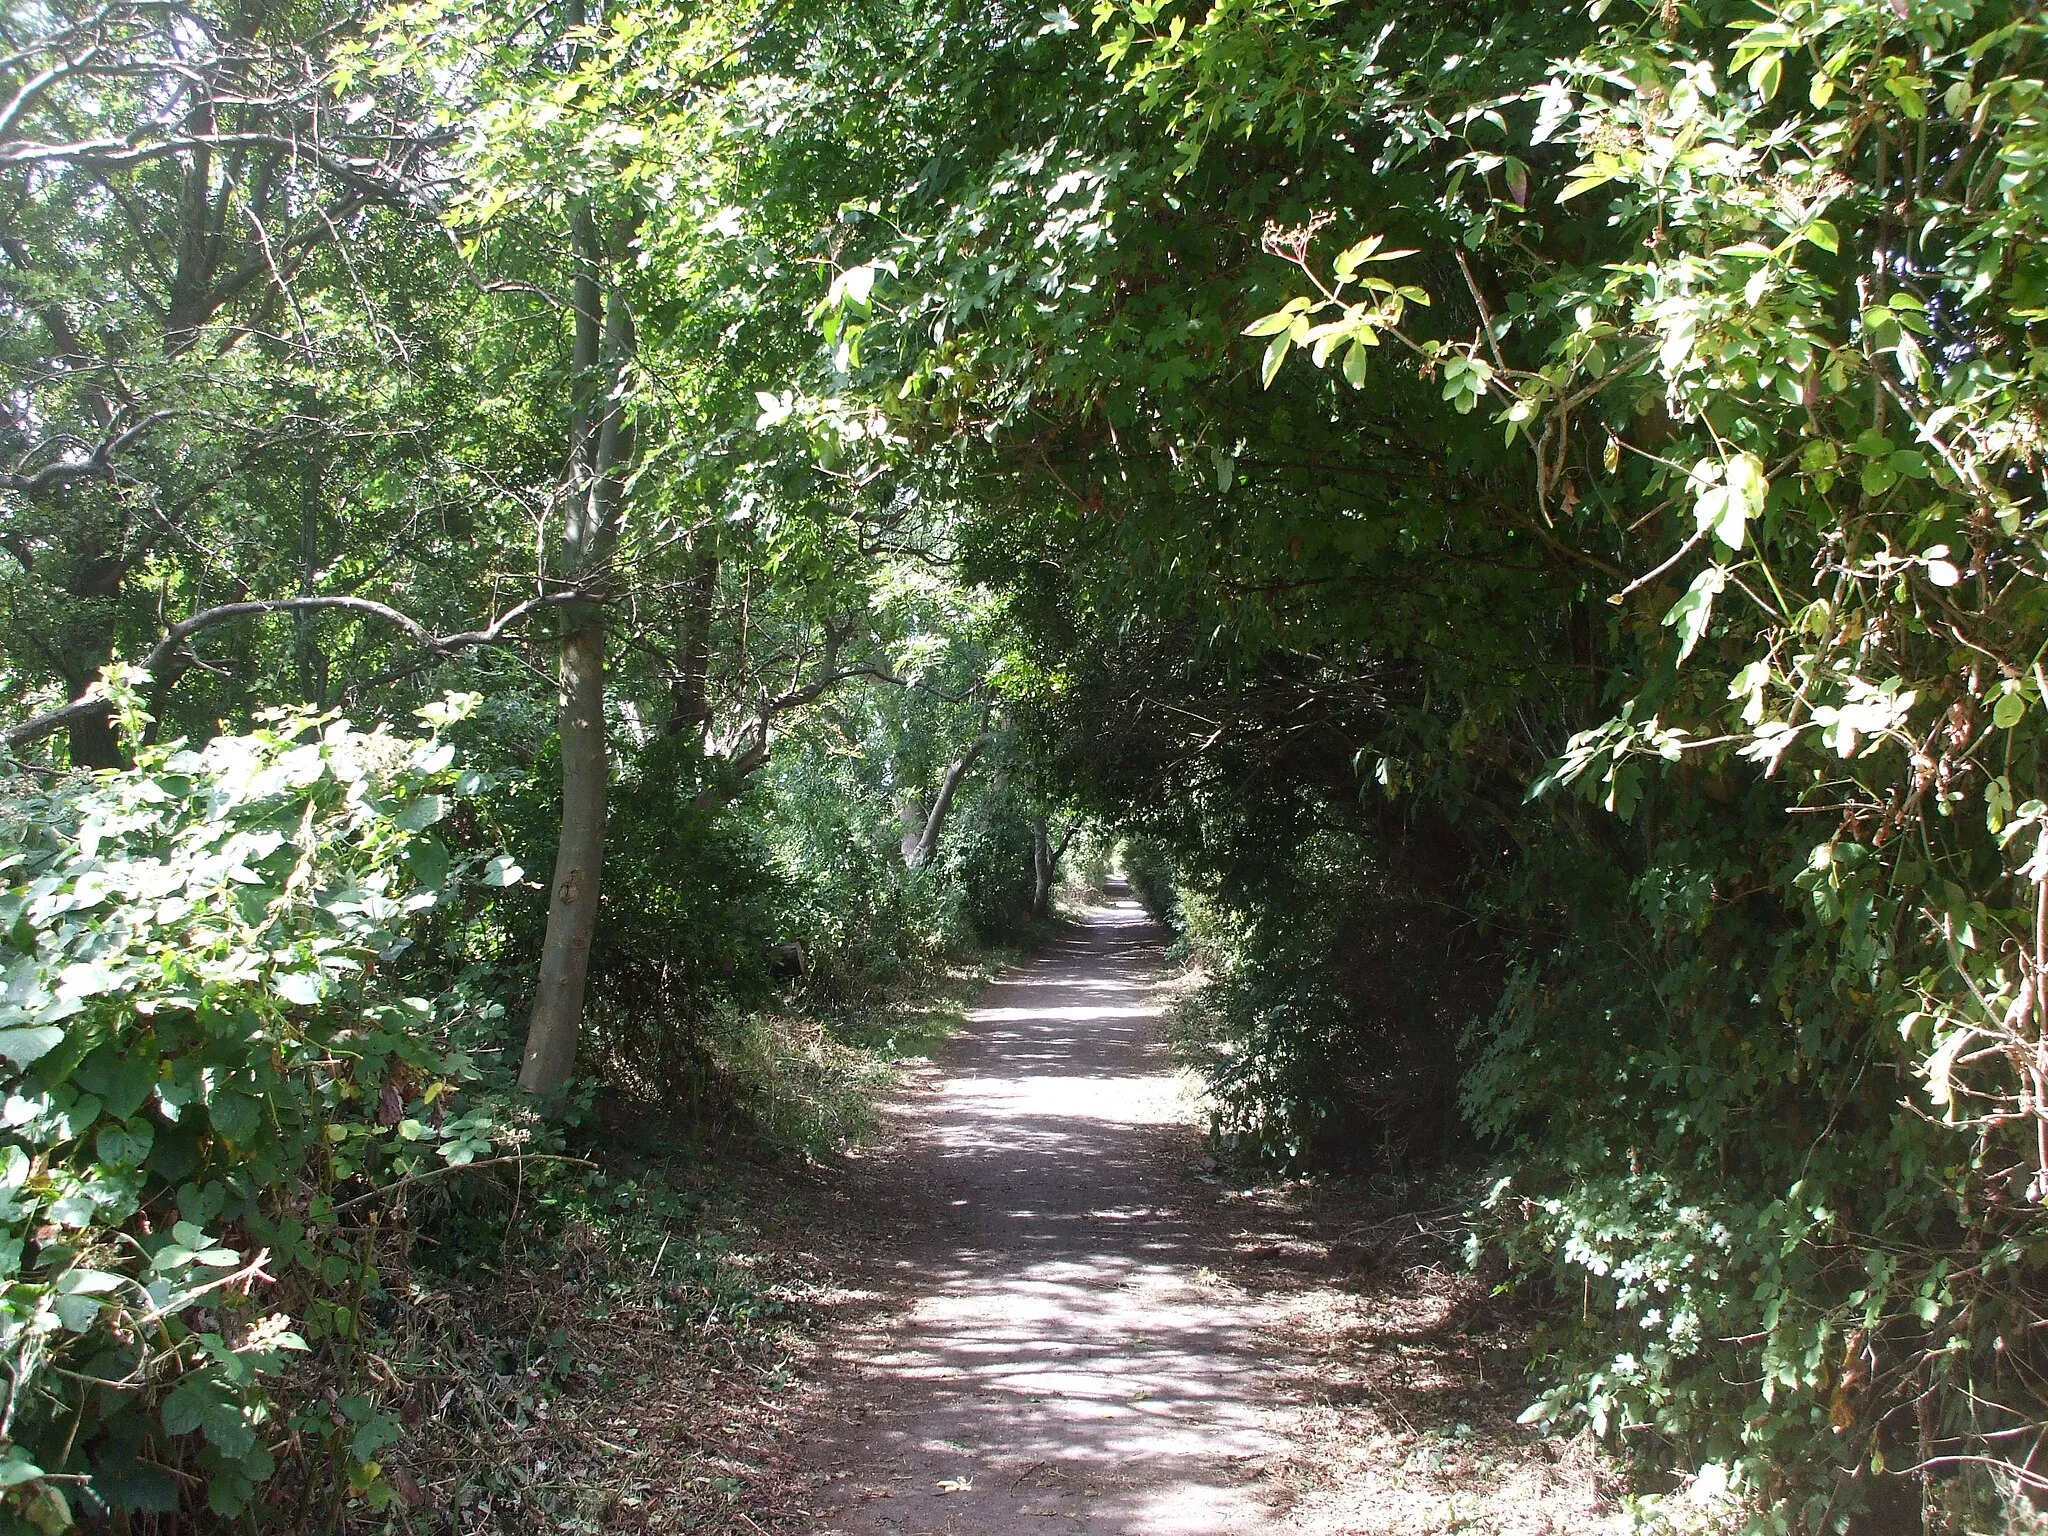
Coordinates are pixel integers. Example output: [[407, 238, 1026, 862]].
[[796, 892, 1298, 1534], [783, 892, 1618, 1536]]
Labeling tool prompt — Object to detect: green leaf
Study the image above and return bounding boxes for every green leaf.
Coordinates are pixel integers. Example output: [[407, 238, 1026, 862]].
[[96, 1120, 155, 1169], [272, 971, 323, 1008], [1705, 452, 1768, 550], [1994, 691, 2026, 728], [0, 1027, 65, 1066], [76, 1048, 157, 1121], [406, 836, 450, 889], [1332, 235, 1383, 274], [1888, 75, 1928, 119], [1259, 333, 1291, 389], [161, 1376, 223, 1438], [1557, 172, 1617, 202], [1341, 340, 1370, 388], [392, 795, 447, 833], [54, 1292, 103, 1332], [1748, 51, 1782, 101], [206, 1090, 262, 1144], [1662, 566, 1727, 663]]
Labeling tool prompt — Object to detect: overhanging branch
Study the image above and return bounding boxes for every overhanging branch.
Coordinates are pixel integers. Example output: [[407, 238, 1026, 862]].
[[0, 590, 584, 754]]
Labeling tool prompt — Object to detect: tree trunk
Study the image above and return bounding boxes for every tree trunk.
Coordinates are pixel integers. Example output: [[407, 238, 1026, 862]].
[[1032, 818, 1053, 917], [906, 733, 988, 870], [666, 540, 718, 743], [520, 622, 607, 1093], [65, 706, 124, 770], [62, 546, 131, 769], [1030, 816, 1079, 916], [518, 193, 634, 1098], [296, 440, 328, 707]]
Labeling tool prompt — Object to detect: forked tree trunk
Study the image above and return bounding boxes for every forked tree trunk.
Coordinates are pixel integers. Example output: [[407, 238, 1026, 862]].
[[1030, 816, 1078, 917], [519, 192, 633, 1098]]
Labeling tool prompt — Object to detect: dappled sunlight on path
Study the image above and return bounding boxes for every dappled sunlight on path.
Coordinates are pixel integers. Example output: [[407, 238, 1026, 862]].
[[796, 897, 1296, 1535], [784, 896, 1623, 1536]]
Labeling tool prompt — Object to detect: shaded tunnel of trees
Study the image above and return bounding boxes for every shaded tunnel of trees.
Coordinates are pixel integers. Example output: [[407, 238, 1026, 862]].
[[1, 0, 2047, 1528]]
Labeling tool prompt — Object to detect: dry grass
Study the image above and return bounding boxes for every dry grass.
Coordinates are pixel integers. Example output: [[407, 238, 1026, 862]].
[[1197, 1175, 1632, 1536], [331, 1160, 825, 1534]]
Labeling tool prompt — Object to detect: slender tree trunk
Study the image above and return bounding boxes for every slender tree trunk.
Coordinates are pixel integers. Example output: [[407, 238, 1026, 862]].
[[520, 623, 607, 1092], [666, 540, 718, 743], [296, 440, 327, 707], [906, 733, 989, 870], [1032, 818, 1053, 917], [518, 194, 634, 1098]]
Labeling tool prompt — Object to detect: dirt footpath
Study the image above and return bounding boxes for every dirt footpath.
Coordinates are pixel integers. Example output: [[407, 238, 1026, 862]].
[[780, 896, 1622, 1536]]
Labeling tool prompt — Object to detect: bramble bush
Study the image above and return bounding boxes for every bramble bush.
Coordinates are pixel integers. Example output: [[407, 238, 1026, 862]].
[[0, 686, 516, 1530]]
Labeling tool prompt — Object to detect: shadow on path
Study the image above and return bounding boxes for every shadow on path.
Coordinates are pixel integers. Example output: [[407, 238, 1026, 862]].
[[794, 895, 1296, 1536]]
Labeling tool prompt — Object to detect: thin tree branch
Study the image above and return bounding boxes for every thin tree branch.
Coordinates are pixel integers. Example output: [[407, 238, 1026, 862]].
[[0, 591, 585, 753]]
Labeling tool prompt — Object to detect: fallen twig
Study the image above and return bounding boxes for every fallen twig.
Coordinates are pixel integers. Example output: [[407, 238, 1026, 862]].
[[329, 1154, 594, 1213]]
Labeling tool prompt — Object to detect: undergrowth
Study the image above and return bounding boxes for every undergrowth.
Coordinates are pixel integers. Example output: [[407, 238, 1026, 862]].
[[357, 1150, 813, 1534], [320, 947, 1002, 1534]]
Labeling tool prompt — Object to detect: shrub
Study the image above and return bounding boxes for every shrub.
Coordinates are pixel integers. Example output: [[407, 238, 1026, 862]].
[[762, 750, 966, 1003], [1170, 834, 1490, 1171], [1119, 837, 1180, 928], [939, 792, 1038, 941], [0, 694, 511, 1528], [582, 748, 791, 1108]]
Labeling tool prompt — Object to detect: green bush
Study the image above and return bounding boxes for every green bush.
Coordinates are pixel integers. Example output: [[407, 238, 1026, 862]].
[[764, 755, 964, 1003], [1119, 837, 1180, 928], [1063, 827, 1114, 902], [1175, 835, 1490, 1172], [0, 693, 511, 1529], [583, 743, 791, 1107], [939, 792, 1038, 941]]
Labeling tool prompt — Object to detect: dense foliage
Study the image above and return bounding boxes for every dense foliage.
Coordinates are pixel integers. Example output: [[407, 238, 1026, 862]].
[[8, 0, 2048, 1526], [0, 697, 514, 1525], [791, 0, 2048, 1521]]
